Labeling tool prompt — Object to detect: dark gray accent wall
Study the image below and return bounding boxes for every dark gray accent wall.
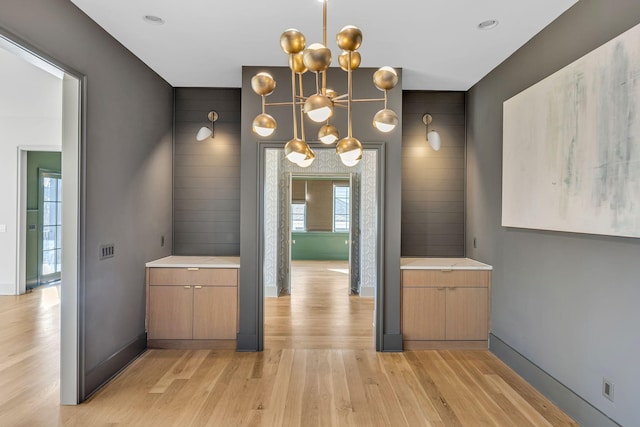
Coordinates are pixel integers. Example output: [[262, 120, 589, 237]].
[[240, 65, 403, 351], [0, 0, 173, 400], [467, 1, 640, 425], [402, 91, 465, 257], [173, 88, 241, 256]]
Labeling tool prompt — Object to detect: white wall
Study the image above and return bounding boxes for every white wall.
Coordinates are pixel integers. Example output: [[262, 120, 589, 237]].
[[0, 47, 62, 295]]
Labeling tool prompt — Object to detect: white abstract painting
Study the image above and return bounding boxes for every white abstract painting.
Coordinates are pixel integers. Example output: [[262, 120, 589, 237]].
[[502, 22, 640, 238]]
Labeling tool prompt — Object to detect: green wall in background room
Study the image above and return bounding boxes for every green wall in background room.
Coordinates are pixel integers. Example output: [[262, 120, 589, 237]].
[[291, 232, 349, 260], [26, 151, 61, 288]]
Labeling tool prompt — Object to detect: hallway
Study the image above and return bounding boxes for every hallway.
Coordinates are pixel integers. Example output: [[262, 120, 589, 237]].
[[264, 260, 374, 350]]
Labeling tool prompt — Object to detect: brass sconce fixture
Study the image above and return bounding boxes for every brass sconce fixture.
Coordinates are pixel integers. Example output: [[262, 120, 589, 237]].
[[422, 113, 441, 151], [250, 0, 399, 168], [196, 110, 219, 141]]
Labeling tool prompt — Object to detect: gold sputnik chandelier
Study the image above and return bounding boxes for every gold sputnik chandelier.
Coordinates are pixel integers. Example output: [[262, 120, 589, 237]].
[[250, 0, 399, 167]]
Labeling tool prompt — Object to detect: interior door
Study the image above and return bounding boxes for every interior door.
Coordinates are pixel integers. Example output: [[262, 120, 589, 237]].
[[38, 169, 62, 285]]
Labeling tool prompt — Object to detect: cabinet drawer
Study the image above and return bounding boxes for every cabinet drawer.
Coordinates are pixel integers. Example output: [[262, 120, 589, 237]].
[[449, 271, 490, 287], [149, 268, 238, 286], [402, 270, 449, 287], [402, 270, 490, 288]]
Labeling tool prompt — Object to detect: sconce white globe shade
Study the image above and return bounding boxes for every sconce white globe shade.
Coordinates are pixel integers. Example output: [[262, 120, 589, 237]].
[[196, 126, 212, 141], [427, 130, 441, 151]]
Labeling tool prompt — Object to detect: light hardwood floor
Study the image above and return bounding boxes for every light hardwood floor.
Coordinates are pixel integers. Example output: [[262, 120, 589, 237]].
[[0, 261, 578, 426]]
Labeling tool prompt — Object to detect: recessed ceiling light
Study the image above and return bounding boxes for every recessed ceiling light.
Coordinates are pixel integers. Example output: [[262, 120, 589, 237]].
[[478, 19, 499, 30], [143, 15, 165, 25]]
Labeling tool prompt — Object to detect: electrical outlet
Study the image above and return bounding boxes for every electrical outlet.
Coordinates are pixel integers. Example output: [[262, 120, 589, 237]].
[[602, 378, 615, 402]]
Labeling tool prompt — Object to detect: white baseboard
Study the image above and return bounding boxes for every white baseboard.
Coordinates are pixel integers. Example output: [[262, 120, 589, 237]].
[[359, 286, 375, 297], [264, 286, 278, 298]]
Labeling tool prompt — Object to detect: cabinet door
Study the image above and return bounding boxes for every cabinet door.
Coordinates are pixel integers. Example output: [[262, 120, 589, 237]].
[[193, 286, 237, 340], [402, 287, 446, 340], [148, 286, 193, 339], [445, 287, 488, 340]]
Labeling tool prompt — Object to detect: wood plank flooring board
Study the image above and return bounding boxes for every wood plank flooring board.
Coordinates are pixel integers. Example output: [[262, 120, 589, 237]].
[[455, 352, 540, 427], [165, 351, 233, 426], [419, 351, 495, 426], [471, 351, 578, 426], [301, 350, 322, 427], [339, 350, 370, 426], [438, 351, 511, 426], [403, 351, 465, 426], [262, 348, 295, 426], [378, 352, 442, 426], [329, 349, 355, 426]]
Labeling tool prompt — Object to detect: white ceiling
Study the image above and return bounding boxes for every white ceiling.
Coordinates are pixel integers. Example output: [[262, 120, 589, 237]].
[[69, 0, 578, 90]]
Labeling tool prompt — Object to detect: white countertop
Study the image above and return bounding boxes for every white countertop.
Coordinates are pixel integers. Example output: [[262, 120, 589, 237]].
[[146, 256, 240, 268], [400, 257, 492, 270]]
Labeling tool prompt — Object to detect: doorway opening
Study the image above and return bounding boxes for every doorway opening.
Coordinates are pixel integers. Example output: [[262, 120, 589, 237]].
[[262, 147, 380, 350], [1, 31, 83, 405], [24, 152, 62, 291], [288, 175, 354, 295]]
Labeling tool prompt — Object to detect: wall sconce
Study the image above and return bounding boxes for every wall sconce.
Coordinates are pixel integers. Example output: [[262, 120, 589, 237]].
[[196, 110, 219, 141], [422, 113, 441, 151]]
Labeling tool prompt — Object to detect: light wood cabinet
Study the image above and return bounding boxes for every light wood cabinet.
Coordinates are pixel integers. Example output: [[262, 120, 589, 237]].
[[148, 285, 193, 339], [192, 286, 237, 340], [146, 266, 238, 349], [402, 269, 491, 350], [402, 287, 446, 340]]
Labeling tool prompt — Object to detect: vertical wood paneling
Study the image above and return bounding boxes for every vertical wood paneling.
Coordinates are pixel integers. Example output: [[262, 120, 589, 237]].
[[401, 91, 465, 257], [174, 88, 241, 256]]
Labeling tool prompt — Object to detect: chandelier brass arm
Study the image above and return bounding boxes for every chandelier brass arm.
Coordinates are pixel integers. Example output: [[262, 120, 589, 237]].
[[250, 0, 399, 167]]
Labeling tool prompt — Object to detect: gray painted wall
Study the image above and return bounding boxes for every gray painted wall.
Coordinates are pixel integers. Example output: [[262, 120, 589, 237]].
[[0, 0, 173, 399], [240, 65, 403, 351], [466, 1, 640, 425], [173, 88, 241, 256], [402, 91, 465, 257]]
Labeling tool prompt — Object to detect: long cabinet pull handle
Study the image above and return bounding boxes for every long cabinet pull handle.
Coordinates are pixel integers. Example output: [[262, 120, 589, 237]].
[[194, 286, 202, 289], [187, 267, 199, 271], [438, 287, 446, 291], [184, 285, 191, 289]]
